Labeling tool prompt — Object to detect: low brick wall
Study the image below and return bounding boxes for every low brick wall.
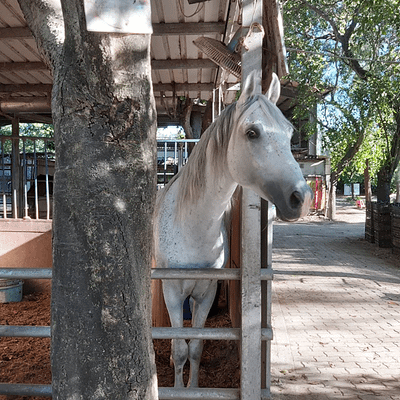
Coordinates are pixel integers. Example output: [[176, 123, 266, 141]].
[[0, 219, 52, 293]]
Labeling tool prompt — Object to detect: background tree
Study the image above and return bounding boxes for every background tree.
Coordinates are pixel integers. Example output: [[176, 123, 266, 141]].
[[18, 1, 158, 399], [283, 0, 400, 212]]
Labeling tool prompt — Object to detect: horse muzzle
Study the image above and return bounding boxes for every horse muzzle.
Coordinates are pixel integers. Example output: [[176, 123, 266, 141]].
[[274, 184, 314, 221]]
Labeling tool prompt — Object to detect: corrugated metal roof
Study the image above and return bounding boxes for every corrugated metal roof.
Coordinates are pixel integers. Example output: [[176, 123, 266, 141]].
[[0, 0, 294, 128]]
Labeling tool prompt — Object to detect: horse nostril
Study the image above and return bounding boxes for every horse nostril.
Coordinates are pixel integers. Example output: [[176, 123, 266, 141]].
[[290, 191, 303, 210]]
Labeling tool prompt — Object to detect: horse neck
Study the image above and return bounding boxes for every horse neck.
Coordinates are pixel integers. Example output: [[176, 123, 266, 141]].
[[182, 146, 237, 229]]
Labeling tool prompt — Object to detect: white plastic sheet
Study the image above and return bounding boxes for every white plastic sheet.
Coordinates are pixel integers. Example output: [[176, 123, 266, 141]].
[[84, 0, 152, 34]]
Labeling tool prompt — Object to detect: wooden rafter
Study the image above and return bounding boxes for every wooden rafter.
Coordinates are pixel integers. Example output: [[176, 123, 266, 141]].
[[0, 62, 47, 71], [152, 59, 216, 70], [0, 22, 225, 41], [152, 22, 225, 35]]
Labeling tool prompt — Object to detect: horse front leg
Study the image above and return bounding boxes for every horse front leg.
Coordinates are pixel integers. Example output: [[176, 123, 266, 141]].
[[188, 280, 218, 388], [162, 280, 188, 388]]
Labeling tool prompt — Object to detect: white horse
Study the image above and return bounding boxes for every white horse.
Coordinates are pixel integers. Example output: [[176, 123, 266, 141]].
[[154, 72, 313, 388]]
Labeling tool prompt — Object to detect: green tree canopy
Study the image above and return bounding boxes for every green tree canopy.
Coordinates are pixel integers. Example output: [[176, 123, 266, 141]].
[[283, 0, 400, 203]]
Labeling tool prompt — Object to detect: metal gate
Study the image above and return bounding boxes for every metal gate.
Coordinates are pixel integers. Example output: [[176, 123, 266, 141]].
[[0, 258, 273, 399]]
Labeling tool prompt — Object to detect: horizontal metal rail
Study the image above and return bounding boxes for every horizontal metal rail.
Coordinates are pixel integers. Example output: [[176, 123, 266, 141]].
[[0, 325, 273, 341], [153, 327, 273, 341], [0, 385, 270, 399], [158, 387, 270, 399], [158, 387, 239, 400], [0, 325, 50, 338], [153, 268, 273, 280], [0, 265, 273, 399], [0, 267, 273, 281], [0, 383, 52, 397], [0, 268, 52, 279]]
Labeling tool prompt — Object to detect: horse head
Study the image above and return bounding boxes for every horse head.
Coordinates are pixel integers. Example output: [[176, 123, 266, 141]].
[[227, 72, 313, 221]]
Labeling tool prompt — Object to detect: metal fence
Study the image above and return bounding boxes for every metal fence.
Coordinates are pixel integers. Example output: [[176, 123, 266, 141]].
[[0, 137, 273, 399], [0, 267, 273, 399], [0, 136, 198, 219], [157, 139, 199, 189], [0, 135, 54, 219]]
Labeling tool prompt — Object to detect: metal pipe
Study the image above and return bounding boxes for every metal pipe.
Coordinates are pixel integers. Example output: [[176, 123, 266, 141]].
[[45, 141, 50, 219], [0, 268, 272, 281], [22, 138, 28, 218], [0, 383, 52, 397], [153, 327, 240, 340], [0, 325, 50, 338], [163, 141, 167, 185], [0, 268, 52, 279], [152, 268, 273, 281], [0, 386, 270, 399], [152, 327, 272, 341], [1, 137, 6, 218], [158, 387, 240, 400], [0, 324, 272, 341], [34, 140, 39, 219]]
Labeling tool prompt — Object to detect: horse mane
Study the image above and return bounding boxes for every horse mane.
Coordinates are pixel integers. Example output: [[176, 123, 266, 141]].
[[156, 94, 292, 221], [155, 101, 238, 220], [177, 102, 238, 208]]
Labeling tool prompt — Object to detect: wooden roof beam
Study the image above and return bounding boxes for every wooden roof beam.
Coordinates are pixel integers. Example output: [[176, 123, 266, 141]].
[[0, 27, 32, 39], [0, 97, 51, 113], [0, 59, 215, 72], [0, 84, 52, 93], [152, 22, 225, 35], [0, 61, 48, 71], [153, 83, 214, 92], [0, 22, 225, 40], [152, 59, 216, 70]]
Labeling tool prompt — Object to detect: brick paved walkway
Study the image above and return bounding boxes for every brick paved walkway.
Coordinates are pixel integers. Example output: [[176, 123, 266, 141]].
[[271, 205, 400, 399]]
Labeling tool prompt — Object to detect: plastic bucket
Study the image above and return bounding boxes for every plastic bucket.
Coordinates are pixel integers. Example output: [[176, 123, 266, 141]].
[[0, 279, 24, 303]]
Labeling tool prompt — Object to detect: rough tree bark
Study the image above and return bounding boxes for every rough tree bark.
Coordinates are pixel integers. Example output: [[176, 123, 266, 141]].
[[18, 1, 158, 399], [327, 125, 364, 220], [376, 108, 400, 203]]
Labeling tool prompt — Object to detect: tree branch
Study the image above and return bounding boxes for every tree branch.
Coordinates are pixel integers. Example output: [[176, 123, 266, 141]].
[[301, 0, 369, 80], [17, 0, 64, 71]]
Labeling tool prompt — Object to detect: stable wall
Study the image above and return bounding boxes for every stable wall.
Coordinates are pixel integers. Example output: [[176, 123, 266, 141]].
[[0, 219, 52, 294]]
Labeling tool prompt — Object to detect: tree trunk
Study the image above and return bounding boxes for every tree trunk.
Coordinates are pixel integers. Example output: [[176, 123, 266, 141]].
[[396, 181, 400, 203], [364, 159, 372, 202], [18, 1, 158, 399], [327, 180, 337, 220], [376, 166, 392, 203]]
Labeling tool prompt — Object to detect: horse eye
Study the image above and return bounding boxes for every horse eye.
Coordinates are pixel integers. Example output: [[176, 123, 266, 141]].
[[246, 129, 259, 139]]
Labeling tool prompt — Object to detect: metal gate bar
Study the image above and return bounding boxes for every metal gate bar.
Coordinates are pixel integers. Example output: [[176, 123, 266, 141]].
[[0, 267, 272, 281], [0, 325, 273, 341], [0, 383, 52, 397], [0, 266, 273, 398], [0, 385, 274, 400]]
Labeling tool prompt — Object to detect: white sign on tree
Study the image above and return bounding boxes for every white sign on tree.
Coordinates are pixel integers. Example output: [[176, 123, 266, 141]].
[[84, 0, 152, 34]]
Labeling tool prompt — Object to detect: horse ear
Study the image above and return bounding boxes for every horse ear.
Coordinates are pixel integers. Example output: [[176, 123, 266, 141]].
[[237, 70, 261, 107], [265, 73, 281, 104]]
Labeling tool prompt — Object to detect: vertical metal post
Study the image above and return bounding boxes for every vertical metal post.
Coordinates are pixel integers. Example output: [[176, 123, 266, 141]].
[[45, 141, 50, 220], [212, 88, 215, 122], [1, 138, 6, 219], [22, 138, 29, 219], [218, 86, 222, 116], [261, 199, 273, 398], [34, 141, 39, 219], [241, 188, 262, 399], [11, 118, 20, 219], [240, 0, 265, 399], [163, 142, 167, 186], [174, 141, 178, 174]]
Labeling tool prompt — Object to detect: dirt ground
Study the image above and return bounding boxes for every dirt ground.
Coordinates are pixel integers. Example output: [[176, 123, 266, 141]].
[[0, 292, 239, 400]]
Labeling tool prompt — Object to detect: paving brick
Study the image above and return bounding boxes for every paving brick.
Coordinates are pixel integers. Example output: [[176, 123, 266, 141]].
[[271, 207, 400, 399]]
